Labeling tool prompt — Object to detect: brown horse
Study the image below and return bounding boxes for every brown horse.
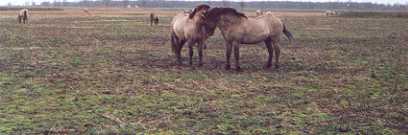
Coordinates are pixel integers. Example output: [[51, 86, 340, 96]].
[[203, 7, 294, 70], [170, 4, 212, 66], [153, 16, 159, 25], [17, 9, 29, 24], [150, 13, 155, 26]]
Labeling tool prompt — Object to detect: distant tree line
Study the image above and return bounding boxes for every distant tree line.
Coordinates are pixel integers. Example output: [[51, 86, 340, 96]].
[[37, 0, 407, 11]]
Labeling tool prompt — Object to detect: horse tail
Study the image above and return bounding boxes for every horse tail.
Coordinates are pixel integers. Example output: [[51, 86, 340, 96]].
[[170, 31, 179, 53], [282, 23, 294, 45]]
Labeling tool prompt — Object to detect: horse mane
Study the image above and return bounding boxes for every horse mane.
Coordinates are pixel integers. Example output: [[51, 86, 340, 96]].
[[207, 7, 247, 21], [189, 4, 210, 19]]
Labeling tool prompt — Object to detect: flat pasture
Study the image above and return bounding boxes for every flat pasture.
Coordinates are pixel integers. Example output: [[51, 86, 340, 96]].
[[0, 8, 407, 134]]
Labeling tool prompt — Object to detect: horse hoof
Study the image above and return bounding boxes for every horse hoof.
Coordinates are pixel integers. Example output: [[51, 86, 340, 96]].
[[236, 67, 242, 72], [176, 61, 183, 65], [225, 65, 231, 70], [198, 63, 203, 67], [264, 65, 272, 69], [275, 65, 280, 69]]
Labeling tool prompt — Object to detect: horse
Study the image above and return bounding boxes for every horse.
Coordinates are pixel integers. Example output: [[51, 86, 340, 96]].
[[202, 7, 294, 71], [83, 8, 92, 16], [325, 10, 337, 16], [256, 9, 263, 17], [150, 13, 155, 26], [17, 9, 29, 24], [153, 16, 159, 25], [170, 4, 212, 66]]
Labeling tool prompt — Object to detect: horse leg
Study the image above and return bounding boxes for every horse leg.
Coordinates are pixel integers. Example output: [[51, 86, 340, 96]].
[[272, 39, 281, 69], [171, 33, 182, 65], [225, 42, 232, 70], [176, 39, 186, 65], [264, 38, 274, 69], [197, 40, 204, 67], [187, 40, 195, 66], [18, 16, 21, 24], [233, 43, 241, 71]]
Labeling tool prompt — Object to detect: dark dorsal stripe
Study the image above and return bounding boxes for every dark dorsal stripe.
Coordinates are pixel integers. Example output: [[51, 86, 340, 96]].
[[206, 7, 247, 21]]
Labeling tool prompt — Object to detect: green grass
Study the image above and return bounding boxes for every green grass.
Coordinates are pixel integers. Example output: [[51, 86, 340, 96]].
[[0, 12, 407, 134]]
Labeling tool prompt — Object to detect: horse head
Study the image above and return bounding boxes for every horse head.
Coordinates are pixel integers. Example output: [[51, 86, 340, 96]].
[[202, 7, 248, 36], [189, 4, 210, 22]]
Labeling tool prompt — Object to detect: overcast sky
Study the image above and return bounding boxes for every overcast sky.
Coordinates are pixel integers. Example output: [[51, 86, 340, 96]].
[[1, 0, 407, 6]]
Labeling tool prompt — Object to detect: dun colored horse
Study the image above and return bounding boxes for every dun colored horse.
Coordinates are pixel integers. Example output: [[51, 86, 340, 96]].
[[256, 9, 264, 17], [203, 7, 294, 70], [325, 10, 337, 16], [17, 9, 29, 24], [170, 4, 212, 66]]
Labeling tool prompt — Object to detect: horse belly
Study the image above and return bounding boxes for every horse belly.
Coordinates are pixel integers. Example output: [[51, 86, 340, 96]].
[[240, 28, 270, 44], [240, 35, 269, 44]]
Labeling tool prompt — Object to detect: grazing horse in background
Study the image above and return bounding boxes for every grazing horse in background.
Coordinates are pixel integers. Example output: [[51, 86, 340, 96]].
[[150, 13, 159, 26], [17, 9, 29, 24], [83, 8, 92, 16], [203, 7, 294, 71], [170, 4, 212, 66], [153, 16, 159, 25], [325, 10, 337, 16], [256, 9, 263, 17]]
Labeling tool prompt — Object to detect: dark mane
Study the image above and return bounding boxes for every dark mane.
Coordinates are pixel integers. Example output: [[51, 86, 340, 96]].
[[206, 7, 247, 21], [189, 4, 210, 19]]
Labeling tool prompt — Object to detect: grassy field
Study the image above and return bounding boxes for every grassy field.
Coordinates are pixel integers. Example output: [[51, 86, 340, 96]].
[[0, 8, 407, 134], [338, 11, 408, 18]]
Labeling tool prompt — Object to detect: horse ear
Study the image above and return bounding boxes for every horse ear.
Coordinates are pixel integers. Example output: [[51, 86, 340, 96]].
[[189, 8, 197, 19]]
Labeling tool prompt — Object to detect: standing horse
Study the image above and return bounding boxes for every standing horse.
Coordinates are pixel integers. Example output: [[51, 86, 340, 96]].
[[256, 9, 264, 17], [17, 9, 29, 24], [170, 4, 212, 66], [325, 10, 337, 16], [203, 7, 294, 70], [153, 16, 159, 25], [150, 13, 159, 26], [150, 13, 155, 26]]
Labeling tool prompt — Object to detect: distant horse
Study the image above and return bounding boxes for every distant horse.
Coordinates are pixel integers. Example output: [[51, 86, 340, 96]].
[[325, 10, 337, 16], [203, 7, 294, 70], [256, 9, 263, 17], [83, 8, 92, 16], [170, 4, 211, 66], [17, 9, 29, 24], [153, 16, 159, 25], [150, 13, 156, 26]]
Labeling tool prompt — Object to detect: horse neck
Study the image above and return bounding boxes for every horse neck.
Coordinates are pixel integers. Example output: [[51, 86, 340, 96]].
[[217, 15, 243, 30], [191, 16, 206, 31]]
